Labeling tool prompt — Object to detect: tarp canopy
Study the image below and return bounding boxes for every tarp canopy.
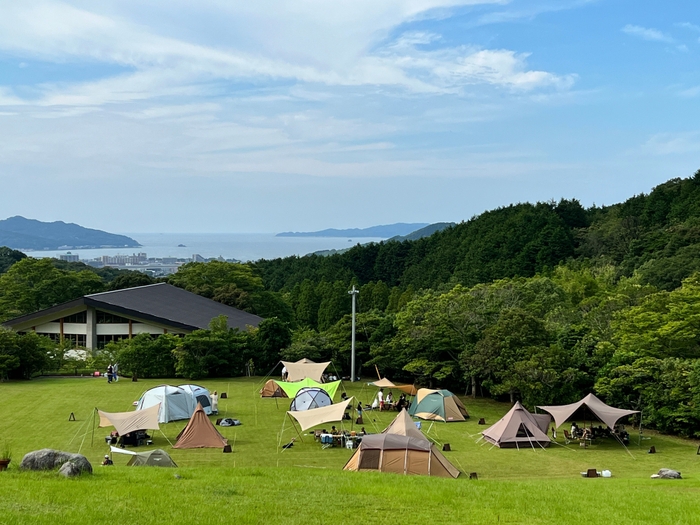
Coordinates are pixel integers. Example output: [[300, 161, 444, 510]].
[[538, 393, 639, 430], [281, 359, 330, 382], [287, 398, 353, 431], [481, 402, 551, 449], [260, 379, 288, 398], [99, 404, 161, 436], [174, 403, 228, 449], [408, 389, 469, 422], [369, 378, 418, 396], [382, 409, 425, 440], [343, 433, 459, 478], [276, 378, 340, 399]]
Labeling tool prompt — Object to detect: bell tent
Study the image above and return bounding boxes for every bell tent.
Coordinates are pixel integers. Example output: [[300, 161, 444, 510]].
[[289, 387, 333, 411], [178, 384, 213, 415], [481, 401, 551, 449], [136, 385, 197, 423], [174, 403, 228, 449], [408, 389, 469, 422]]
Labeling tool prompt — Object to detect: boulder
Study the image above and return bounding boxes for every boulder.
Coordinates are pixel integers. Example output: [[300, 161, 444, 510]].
[[651, 468, 681, 479], [20, 449, 92, 476]]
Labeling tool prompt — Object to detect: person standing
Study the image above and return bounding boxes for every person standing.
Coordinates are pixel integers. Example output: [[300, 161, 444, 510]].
[[113, 363, 119, 382], [210, 390, 219, 414], [377, 388, 385, 411], [106, 364, 114, 384], [281, 366, 288, 381]]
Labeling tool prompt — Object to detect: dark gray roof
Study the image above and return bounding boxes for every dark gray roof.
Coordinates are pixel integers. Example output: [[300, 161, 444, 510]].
[[4, 283, 263, 331]]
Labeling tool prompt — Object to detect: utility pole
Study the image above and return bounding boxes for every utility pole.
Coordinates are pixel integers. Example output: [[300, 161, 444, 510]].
[[349, 285, 359, 382]]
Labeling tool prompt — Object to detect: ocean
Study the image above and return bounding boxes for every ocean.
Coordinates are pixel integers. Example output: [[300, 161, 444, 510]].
[[23, 233, 386, 262]]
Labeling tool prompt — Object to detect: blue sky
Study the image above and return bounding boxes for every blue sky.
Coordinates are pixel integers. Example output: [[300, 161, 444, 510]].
[[0, 0, 698, 233]]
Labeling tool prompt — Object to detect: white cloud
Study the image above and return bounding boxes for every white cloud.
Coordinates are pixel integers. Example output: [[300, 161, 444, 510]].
[[622, 24, 675, 44], [678, 85, 700, 98], [642, 132, 700, 155]]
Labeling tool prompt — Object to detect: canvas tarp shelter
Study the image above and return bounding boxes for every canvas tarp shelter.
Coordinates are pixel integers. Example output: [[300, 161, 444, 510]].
[[260, 379, 288, 398], [369, 378, 418, 396], [98, 403, 161, 435], [174, 403, 228, 449], [481, 401, 551, 449], [287, 398, 353, 431], [343, 433, 459, 478], [382, 409, 425, 440], [281, 359, 330, 382], [110, 447, 177, 467], [408, 389, 469, 422], [537, 393, 639, 430], [276, 378, 340, 399]]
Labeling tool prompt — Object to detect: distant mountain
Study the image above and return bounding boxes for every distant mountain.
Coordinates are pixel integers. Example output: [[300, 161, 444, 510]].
[[276, 223, 429, 238], [0, 216, 141, 251], [389, 222, 455, 241]]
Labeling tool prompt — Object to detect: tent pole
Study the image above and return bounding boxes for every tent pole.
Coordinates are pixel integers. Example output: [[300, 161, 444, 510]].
[[91, 407, 97, 447]]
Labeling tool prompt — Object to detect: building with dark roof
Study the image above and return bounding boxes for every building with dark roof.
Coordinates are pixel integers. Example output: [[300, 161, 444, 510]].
[[2, 283, 263, 349]]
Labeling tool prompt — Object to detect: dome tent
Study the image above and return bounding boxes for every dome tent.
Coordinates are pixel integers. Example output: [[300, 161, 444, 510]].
[[136, 385, 197, 423], [408, 389, 469, 422], [289, 387, 333, 411], [178, 384, 213, 415]]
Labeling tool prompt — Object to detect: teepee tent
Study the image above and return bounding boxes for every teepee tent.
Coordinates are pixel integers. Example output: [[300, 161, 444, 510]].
[[178, 384, 212, 415], [174, 403, 228, 449], [289, 387, 333, 411], [260, 379, 288, 398], [408, 389, 469, 422], [136, 385, 197, 423], [481, 402, 551, 449], [276, 378, 341, 399], [281, 358, 330, 382], [382, 409, 424, 440]]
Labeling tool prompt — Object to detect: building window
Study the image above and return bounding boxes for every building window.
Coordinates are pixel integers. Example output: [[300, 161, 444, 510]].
[[97, 311, 131, 324], [97, 334, 130, 349], [37, 333, 61, 343], [63, 312, 87, 323]]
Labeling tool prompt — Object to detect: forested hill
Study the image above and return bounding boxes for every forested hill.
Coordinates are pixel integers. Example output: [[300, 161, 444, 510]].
[[255, 172, 700, 292]]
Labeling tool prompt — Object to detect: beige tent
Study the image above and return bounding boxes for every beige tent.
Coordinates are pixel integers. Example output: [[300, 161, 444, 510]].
[[173, 403, 228, 449], [286, 398, 353, 432], [481, 401, 551, 449], [370, 378, 418, 396], [382, 409, 425, 440], [538, 393, 639, 430], [281, 358, 330, 382], [98, 403, 161, 435], [260, 379, 288, 398], [343, 434, 459, 478]]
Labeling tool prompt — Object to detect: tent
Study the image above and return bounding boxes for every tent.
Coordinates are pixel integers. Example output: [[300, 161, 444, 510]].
[[276, 378, 341, 399], [98, 404, 161, 435], [382, 408, 425, 440], [408, 389, 469, 422], [281, 358, 330, 382], [110, 447, 178, 467], [370, 378, 418, 396], [178, 384, 212, 415], [136, 385, 197, 423], [481, 402, 551, 449], [174, 403, 228, 449], [537, 393, 640, 430], [343, 430, 459, 478], [286, 398, 353, 431], [260, 379, 288, 398], [289, 387, 333, 411]]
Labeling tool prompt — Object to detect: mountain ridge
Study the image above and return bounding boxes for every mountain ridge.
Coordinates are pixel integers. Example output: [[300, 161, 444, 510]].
[[276, 223, 429, 238]]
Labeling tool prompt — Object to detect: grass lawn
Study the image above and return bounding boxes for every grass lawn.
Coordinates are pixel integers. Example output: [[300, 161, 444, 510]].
[[0, 376, 698, 524]]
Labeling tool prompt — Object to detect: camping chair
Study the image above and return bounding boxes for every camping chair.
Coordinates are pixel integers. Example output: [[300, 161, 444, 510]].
[[563, 430, 575, 445]]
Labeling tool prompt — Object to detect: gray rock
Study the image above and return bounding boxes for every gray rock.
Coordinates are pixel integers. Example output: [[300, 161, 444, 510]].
[[655, 468, 681, 479], [20, 449, 92, 476]]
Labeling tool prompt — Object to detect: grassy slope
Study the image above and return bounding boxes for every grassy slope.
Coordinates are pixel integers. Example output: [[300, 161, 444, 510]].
[[0, 377, 698, 524]]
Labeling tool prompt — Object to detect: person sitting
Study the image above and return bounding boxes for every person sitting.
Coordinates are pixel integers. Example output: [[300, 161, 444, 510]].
[[359, 427, 367, 435], [101, 455, 113, 466], [386, 391, 394, 407], [331, 426, 339, 435], [570, 422, 579, 438]]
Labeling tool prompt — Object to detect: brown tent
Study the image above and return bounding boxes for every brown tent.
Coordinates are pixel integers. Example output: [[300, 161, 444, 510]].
[[343, 434, 459, 478], [260, 379, 288, 398], [173, 403, 228, 449], [481, 401, 551, 449], [382, 409, 425, 440]]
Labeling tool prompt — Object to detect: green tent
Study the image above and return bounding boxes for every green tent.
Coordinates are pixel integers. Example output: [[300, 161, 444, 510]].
[[408, 389, 469, 422], [275, 378, 341, 400]]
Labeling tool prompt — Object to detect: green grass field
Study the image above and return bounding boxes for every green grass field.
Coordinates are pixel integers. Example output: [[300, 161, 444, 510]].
[[0, 376, 698, 524]]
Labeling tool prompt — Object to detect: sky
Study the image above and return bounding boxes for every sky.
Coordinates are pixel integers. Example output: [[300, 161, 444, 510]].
[[0, 0, 699, 233]]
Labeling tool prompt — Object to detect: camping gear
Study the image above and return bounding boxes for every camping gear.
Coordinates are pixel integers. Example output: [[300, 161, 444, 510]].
[[286, 398, 353, 431], [177, 384, 213, 415], [280, 358, 330, 382], [289, 387, 333, 411], [481, 401, 551, 449], [111, 447, 177, 467], [174, 403, 228, 449], [260, 379, 288, 398], [343, 434, 459, 478], [537, 393, 640, 431], [98, 404, 161, 436], [136, 385, 197, 423], [408, 389, 469, 422], [275, 378, 341, 400]]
